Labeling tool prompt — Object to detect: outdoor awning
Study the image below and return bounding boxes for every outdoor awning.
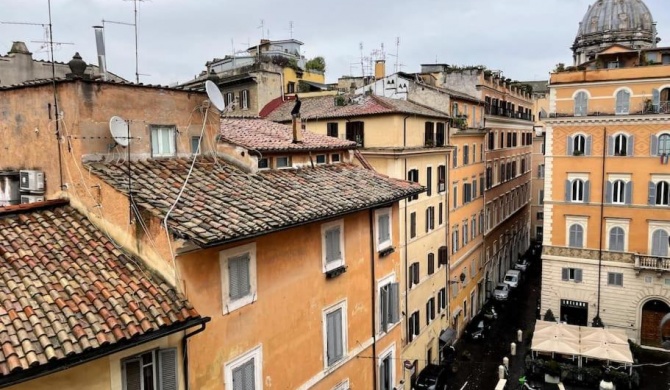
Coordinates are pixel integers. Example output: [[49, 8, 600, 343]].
[[439, 328, 456, 345], [299, 80, 330, 91], [452, 306, 462, 318], [580, 341, 633, 364]]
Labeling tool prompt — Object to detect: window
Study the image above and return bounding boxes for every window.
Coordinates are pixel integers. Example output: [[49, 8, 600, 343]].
[[537, 212, 544, 220], [225, 92, 234, 107], [287, 82, 295, 94], [463, 183, 472, 204], [453, 146, 458, 168], [574, 91, 588, 116], [472, 180, 477, 199], [612, 134, 630, 156], [452, 228, 459, 254], [438, 202, 443, 225], [569, 134, 589, 155], [345, 121, 364, 147], [322, 221, 345, 272], [561, 267, 583, 282], [437, 288, 447, 313], [651, 229, 669, 257], [425, 206, 435, 232], [324, 302, 347, 367], [438, 166, 446, 193], [316, 154, 327, 164], [380, 281, 400, 332], [224, 346, 263, 390], [463, 145, 469, 165], [615, 90, 630, 115], [479, 212, 484, 235], [652, 133, 670, 155], [410, 212, 417, 239], [568, 224, 584, 248], [425, 122, 435, 146], [376, 208, 392, 251], [331, 153, 341, 163], [438, 246, 447, 267], [567, 179, 587, 202], [409, 262, 420, 288], [379, 351, 393, 390], [257, 158, 269, 169], [407, 169, 419, 201], [471, 216, 476, 240], [472, 144, 477, 163], [612, 180, 626, 204], [609, 227, 625, 252], [427, 253, 435, 275], [653, 181, 670, 205], [538, 164, 545, 178], [425, 298, 436, 325], [452, 185, 458, 209], [275, 156, 290, 168], [220, 243, 257, 314], [327, 123, 339, 138], [191, 136, 201, 155], [240, 90, 249, 110], [333, 380, 350, 390], [607, 272, 624, 287], [122, 349, 177, 390], [436, 123, 446, 146], [462, 222, 468, 246], [407, 311, 420, 341], [151, 126, 176, 157], [426, 167, 432, 196]]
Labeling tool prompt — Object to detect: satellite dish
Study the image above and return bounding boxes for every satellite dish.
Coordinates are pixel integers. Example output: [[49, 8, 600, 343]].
[[205, 80, 225, 111], [109, 116, 130, 147]]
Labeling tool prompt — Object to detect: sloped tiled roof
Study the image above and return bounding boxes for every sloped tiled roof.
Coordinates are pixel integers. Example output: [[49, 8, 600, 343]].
[[0, 201, 202, 380], [263, 94, 449, 122], [87, 157, 423, 247], [220, 118, 356, 152]]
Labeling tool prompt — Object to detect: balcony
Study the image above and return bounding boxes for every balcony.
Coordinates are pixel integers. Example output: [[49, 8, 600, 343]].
[[550, 65, 670, 85], [542, 246, 670, 275], [484, 104, 534, 121], [635, 255, 670, 275], [549, 101, 670, 118]]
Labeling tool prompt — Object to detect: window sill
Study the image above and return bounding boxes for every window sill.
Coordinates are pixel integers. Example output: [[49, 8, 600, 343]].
[[325, 265, 347, 279], [223, 293, 257, 315], [378, 246, 395, 258]]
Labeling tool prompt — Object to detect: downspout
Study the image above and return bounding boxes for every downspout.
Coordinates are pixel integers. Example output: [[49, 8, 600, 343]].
[[482, 118, 489, 297], [402, 114, 410, 382], [182, 318, 210, 390], [369, 208, 378, 390], [595, 127, 607, 327], [445, 119, 452, 328]]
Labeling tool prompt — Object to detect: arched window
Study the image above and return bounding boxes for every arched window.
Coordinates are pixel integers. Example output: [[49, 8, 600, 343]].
[[614, 134, 628, 156], [573, 135, 586, 155], [615, 90, 630, 115], [574, 91, 588, 116], [609, 227, 625, 252], [569, 224, 584, 248], [572, 179, 584, 202], [612, 180, 626, 204], [659, 133, 670, 155], [651, 229, 669, 257], [657, 181, 670, 206]]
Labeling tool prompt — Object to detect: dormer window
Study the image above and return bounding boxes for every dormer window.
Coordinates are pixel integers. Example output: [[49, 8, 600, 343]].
[[150, 125, 176, 157], [275, 156, 290, 169], [316, 154, 327, 164], [331, 153, 341, 163], [258, 158, 270, 169]]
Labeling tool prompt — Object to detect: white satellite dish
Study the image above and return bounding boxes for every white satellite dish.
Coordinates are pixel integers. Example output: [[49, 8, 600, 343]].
[[109, 116, 130, 147], [205, 80, 225, 111]]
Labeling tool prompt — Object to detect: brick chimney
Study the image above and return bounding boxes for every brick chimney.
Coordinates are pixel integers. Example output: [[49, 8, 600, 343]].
[[292, 114, 303, 143]]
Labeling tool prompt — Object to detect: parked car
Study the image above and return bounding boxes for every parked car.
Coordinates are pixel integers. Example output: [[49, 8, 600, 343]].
[[493, 283, 510, 301], [464, 315, 491, 340], [514, 259, 530, 271], [414, 363, 449, 390], [503, 269, 522, 288]]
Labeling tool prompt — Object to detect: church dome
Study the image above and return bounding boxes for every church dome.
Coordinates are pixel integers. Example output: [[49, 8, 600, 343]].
[[572, 0, 659, 65]]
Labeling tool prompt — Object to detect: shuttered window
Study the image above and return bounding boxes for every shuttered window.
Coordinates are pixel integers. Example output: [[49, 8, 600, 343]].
[[410, 212, 417, 239], [607, 272, 624, 287], [327, 123, 339, 138], [436, 123, 446, 146], [232, 359, 255, 390], [609, 227, 625, 252], [561, 267, 583, 282], [377, 209, 391, 249], [651, 229, 669, 257], [568, 224, 584, 248], [653, 181, 670, 206], [325, 227, 342, 264], [609, 134, 633, 156], [574, 91, 588, 116], [427, 253, 435, 275], [122, 349, 177, 390], [380, 282, 400, 332], [615, 90, 630, 114], [326, 308, 344, 366], [426, 167, 432, 196], [229, 254, 251, 300]]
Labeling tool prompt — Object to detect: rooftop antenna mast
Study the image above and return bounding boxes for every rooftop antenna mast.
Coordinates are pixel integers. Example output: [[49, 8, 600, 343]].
[[289, 21, 294, 39], [258, 19, 265, 40], [0, 21, 73, 61]]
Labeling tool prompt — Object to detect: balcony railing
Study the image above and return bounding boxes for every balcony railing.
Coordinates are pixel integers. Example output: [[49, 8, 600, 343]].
[[549, 101, 670, 118], [635, 255, 670, 274], [484, 104, 534, 121], [542, 246, 670, 274]]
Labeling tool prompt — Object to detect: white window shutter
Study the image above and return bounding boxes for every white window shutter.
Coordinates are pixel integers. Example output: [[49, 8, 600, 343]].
[[158, 348, 178, 390]]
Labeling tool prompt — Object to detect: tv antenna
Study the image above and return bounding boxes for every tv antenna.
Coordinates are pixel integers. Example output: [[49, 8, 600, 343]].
[[101, 0, 147, 83], [258, 19, 265, 40], [289, 21, 294, 39], [205, 80, 226, 112], [0, 21, 73, 62]]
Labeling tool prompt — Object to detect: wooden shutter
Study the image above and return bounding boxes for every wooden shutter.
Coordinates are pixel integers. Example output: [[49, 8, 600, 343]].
[[122, 358, 142, 390], [575, 269, 583, 283], [648, 182, 657, 205], [229, 254, 250, 299], [625, 181, 633, 205], [607, 136, 614, 156], [430, 207, 435, 230], [380, 285, 389, 332], [585, 136, 592, 156], [627, 135, 635, 156], [567, 135, 574, 155], [427, 167, 432, 196], [425, 208, 430, 233], [561, 268, 569, 281], [327, 310, 343, 365], [378, 214, 390, 244], [410, 213, 416, 238], [584, 180, 591, 203], [473, 180, 477, 199], [389, 283, 400, 324], [158, 348, 178, 390], [652, 89, 661, 111], [232, 359, 255, 390], [414, 263, 420, 285], [606, 181, 613, 203], [651, 135, 659, 156], [425, 301, 430, 325], [565, 180, 571, 202]]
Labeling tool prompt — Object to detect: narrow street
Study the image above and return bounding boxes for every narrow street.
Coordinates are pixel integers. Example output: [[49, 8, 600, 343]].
[[446, 247, 542, 390]]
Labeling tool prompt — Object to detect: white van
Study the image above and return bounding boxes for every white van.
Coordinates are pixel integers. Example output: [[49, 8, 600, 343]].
[[503, 270, 522, 288]]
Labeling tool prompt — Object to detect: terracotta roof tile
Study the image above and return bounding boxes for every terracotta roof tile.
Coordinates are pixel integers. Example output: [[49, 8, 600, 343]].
[[219, 118, 356, 152], [263, 94, 449, 122], [87, 157, 423, 247], [0, 205, 202, 379]]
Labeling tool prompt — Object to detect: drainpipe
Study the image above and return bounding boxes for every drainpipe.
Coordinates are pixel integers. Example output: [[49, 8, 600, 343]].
[[182, 318, 210, 390], [595, 127, 607, 327], [445, 120, 452, 329], [402, 115, 410, 384], [369, 208, 378, 390]]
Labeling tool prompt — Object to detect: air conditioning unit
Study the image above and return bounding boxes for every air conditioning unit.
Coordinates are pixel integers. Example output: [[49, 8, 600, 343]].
[[19, 170, 45, 193], [20, 195, 44, 204]]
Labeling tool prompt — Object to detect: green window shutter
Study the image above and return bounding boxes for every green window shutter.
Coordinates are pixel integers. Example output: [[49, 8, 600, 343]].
[[158, 348, 178, 390]]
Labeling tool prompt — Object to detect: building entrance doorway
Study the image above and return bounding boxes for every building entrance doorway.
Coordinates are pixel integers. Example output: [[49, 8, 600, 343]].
[[640, 300, 670, 348], [560, 299, 588, 326]]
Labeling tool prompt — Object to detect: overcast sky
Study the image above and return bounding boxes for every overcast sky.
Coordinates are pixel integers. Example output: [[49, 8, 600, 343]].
[[2, 0, 669, 85]]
